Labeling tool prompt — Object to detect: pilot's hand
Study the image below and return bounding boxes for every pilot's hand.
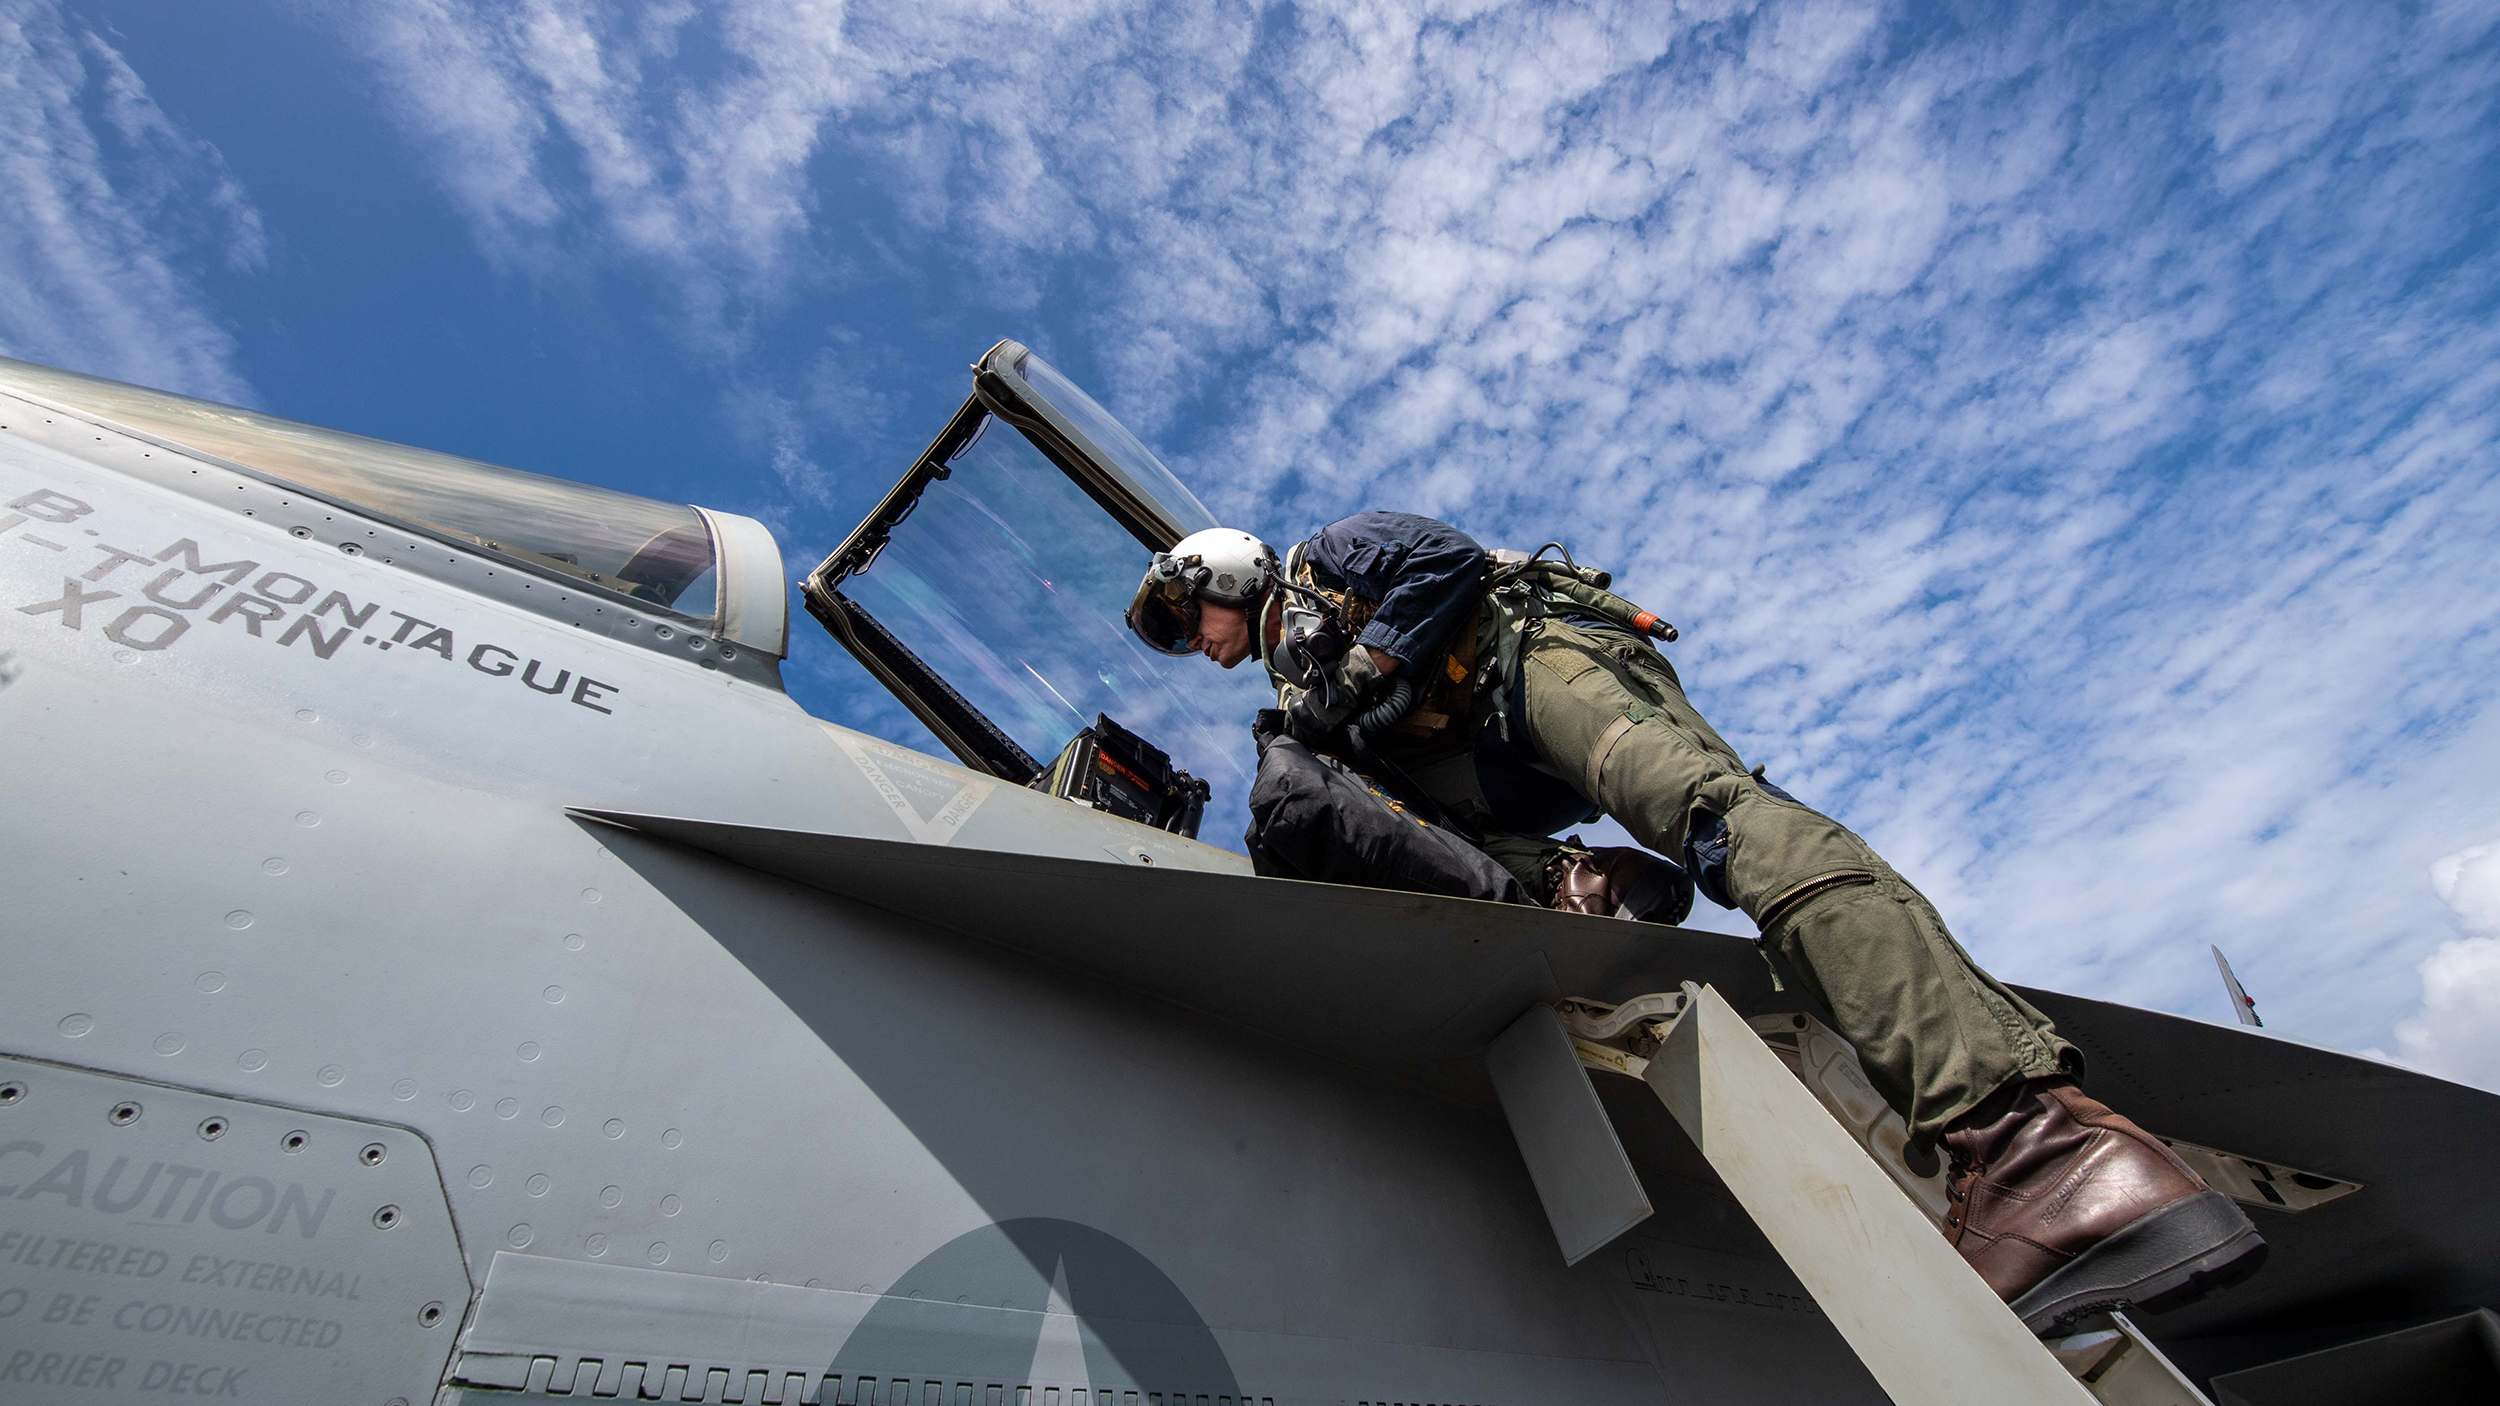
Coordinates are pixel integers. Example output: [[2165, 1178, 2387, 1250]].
[[1282, 648, 1387, 743], [1281, 683, 1354, 743], [1332, 643, 1387, 703]]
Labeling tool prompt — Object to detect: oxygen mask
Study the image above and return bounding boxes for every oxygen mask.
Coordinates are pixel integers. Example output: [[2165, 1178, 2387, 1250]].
[[1271, 599, 1349, 694]]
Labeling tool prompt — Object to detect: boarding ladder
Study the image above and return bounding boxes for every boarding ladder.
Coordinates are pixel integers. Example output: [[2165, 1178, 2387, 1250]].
[[1485, 984, 2217, 1405]]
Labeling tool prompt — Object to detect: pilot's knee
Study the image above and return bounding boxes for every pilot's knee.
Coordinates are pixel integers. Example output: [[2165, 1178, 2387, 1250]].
[[1716, 787, 1890, 918]]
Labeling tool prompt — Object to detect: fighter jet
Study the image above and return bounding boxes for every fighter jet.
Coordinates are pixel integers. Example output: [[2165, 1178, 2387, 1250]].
[[1, 343, 2492, 1405]]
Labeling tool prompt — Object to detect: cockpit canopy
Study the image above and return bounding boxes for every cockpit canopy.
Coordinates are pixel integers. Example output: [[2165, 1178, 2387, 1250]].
[[806, 341, 1273, 840], [0, 355, 785, 658]]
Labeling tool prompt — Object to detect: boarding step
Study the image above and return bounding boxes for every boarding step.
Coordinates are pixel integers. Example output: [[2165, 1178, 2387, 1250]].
[[1486, 984, 2215, 1406]]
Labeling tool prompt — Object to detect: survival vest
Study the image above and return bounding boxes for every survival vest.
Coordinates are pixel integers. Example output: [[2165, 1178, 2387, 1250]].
[[1282, 541, 1674, 765], [1283, 541, 1485, 761]]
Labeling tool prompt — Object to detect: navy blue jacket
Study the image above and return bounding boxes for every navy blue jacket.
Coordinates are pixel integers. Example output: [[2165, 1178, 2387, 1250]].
[[1299, 511, 1603, 837], [1297, 512, 1487, 667]]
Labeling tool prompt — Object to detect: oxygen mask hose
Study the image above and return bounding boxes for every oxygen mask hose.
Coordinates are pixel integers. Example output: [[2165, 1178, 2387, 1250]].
[[1354, 677, 1416, 732]]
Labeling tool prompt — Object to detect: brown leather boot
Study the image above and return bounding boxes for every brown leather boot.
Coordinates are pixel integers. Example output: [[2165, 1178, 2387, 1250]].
[[1942, 1077, 2266, 1334], [1545, 845, 1693, 925]]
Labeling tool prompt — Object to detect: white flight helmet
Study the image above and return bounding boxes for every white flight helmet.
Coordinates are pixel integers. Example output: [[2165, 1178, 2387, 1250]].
[[1125, 527, 1278, 655]]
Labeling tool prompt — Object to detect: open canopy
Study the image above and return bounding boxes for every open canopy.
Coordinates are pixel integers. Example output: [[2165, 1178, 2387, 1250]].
[[804, 341, 1272, 837]]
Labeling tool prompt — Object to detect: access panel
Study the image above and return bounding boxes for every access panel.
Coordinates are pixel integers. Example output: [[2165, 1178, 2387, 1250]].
[[0, 1054, 471, 1405]]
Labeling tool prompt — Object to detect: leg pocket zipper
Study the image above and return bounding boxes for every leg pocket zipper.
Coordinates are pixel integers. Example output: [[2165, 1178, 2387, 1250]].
[[1757, 870, 1878, 932]]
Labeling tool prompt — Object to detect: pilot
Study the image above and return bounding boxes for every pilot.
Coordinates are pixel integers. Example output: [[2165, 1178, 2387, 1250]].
[[1127, 515, 2265, 1335]]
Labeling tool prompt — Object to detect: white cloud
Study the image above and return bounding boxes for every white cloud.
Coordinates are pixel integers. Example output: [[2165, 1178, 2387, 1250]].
[[311, 0, 2500, 1062], [0, 0, 261, 398], [299, 0, 855, 333], [2382, 845, 2500, 1091]]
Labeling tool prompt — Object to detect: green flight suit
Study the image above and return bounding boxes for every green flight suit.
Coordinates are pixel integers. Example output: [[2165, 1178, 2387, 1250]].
[[1479, 618, 2076, 1139]]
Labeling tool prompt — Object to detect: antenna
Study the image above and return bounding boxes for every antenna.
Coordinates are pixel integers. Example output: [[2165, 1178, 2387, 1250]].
[[2211, 945, 2262, 1027]]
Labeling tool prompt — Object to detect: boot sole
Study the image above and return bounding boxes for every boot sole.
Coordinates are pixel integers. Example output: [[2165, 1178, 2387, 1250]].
[[2009, 1190, 2268, 1336]]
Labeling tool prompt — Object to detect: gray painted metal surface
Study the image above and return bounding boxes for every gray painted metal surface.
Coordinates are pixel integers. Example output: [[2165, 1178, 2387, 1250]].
[[0, 377, 1763, 1402], [1486, 1006, 1652, 1266], [2211, 946, 2262, 1029], [0, 1055, 469, 1402], [562, 811, 1779, 1080], [2208, 1309, 2500, 1405], [452, 1251, 871, 1399], [0, 357, 2493, 1403]]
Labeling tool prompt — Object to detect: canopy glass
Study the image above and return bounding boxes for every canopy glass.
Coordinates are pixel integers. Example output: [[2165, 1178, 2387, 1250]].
[[0, 356, 717, 621], [807, 342, 1270, 842], [985, 343, 1220, 544]]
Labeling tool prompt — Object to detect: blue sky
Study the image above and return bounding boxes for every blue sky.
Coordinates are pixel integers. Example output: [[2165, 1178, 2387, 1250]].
[[7, 0, 2499, 1085]]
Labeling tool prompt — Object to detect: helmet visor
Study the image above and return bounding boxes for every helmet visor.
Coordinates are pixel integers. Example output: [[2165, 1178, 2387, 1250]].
[[1126, 576, 1201, 656]]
